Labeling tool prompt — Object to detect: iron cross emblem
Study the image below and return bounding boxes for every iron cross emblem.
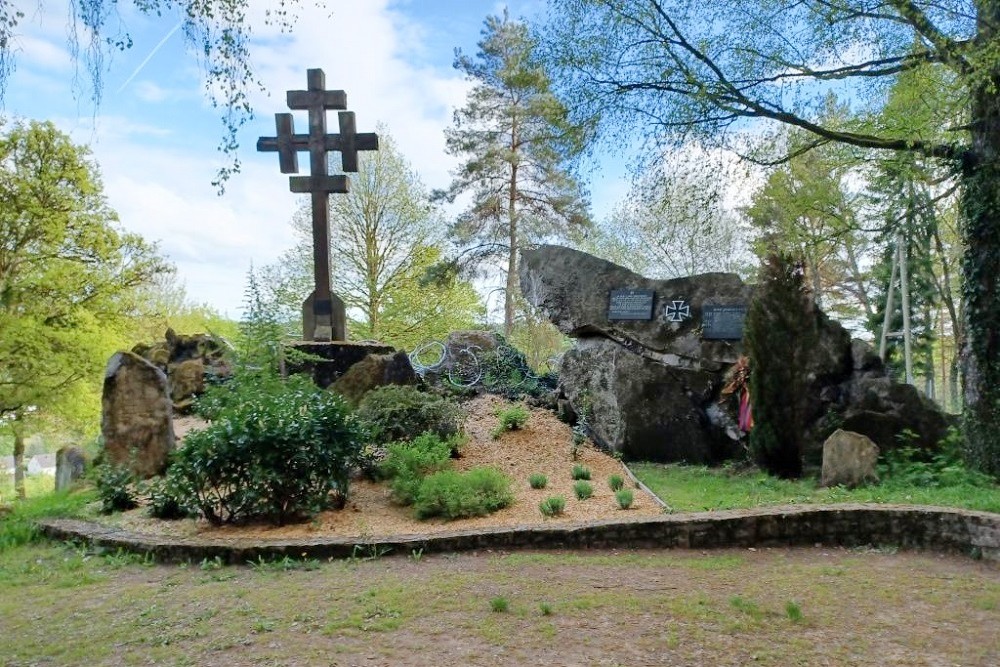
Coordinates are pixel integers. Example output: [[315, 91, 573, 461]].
[[665, 300, 691, 322]]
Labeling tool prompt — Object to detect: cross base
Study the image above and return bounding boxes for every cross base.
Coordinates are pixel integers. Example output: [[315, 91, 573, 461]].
[[302, 291, 347, 342]]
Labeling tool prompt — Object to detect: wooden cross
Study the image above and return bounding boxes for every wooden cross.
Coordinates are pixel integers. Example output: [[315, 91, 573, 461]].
[[256, 68, 379, 341]]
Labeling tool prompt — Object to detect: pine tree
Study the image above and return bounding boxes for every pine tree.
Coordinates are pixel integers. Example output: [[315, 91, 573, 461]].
[[438, 10, 590, 335], [745, 254, 819, 478]]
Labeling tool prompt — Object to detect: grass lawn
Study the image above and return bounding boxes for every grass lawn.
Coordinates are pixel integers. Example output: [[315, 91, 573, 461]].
[[0, 539, 996, 666], [630, 462, 1000, 514]]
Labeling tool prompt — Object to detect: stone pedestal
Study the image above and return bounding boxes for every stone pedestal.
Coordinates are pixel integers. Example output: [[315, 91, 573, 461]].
[[286, 341, 395, 389]]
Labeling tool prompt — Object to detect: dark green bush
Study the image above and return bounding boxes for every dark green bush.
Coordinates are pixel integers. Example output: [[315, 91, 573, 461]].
[[169, 374, 365, 526], [413, 467, 514, 520], [571, 464, 591, 481], [357, 385, 463, 446], [380, 433, 455, 505], [746, 253, 818, 478], [95, 464, 138, 513]]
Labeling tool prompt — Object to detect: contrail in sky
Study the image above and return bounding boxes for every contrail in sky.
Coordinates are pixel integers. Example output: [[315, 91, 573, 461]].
[[116, 21, 183, 94]]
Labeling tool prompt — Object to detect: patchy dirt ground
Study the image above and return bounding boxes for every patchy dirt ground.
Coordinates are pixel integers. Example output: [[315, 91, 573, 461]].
[[1, 544, 997, 666], [111, 394, 663, 539]]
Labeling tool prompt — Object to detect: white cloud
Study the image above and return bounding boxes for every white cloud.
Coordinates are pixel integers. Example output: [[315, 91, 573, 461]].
[[13, 34, 70, 70]]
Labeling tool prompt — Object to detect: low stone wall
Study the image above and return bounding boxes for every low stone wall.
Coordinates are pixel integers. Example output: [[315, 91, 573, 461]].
[[37, 504, 1000, 564]]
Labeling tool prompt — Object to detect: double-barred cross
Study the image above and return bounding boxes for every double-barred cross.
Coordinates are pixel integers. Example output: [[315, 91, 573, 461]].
[[257, 68, 378, 341]]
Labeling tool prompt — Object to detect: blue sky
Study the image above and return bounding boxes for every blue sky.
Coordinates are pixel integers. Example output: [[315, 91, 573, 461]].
[[3, 0, 630, 317]]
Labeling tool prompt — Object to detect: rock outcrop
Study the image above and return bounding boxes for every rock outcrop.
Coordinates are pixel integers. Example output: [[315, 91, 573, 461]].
[[521, 244, 951, 464], [133, 329, 231, 413], [101, 352, 175, 477]]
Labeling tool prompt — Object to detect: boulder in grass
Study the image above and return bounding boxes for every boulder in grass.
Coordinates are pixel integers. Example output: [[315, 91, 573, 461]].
[[821, 429, 880, 488]]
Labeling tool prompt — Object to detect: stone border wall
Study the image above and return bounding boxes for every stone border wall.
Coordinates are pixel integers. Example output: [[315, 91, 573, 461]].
[[37, 504, 1000, 565]]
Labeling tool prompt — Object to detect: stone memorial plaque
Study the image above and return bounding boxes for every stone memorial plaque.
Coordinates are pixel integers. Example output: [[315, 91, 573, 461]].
[[702, 304, 748, 340], [608, 288, 655, 320]]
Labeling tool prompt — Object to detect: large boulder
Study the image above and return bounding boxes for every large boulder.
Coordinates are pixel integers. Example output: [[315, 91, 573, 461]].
[[560, 337, 735, 462], [821, 430, 879, 488], [101, 352, 175, 478], [520, 245, 750, 370], [521, 244, 953, 464], [329, 351, 418, 405]]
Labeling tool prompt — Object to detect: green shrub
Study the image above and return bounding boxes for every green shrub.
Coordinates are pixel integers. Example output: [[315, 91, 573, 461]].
[[615, 488, 634, 509], [490, 596, 510, 613], [491, 403, 530, 439], [357, 385, 463, 446], [169, 374, 366, 526], [528, 473, 548, 489], [95, 464, 138, 514], [144, 476, 192, 520], [571, 464, 591, 481], [539, 495, 566, 517], [479, 336, 556, 399], [413, 467, 514, 520], [573, 480, 593, 500], [880, 428, 994, 489], [380, 434, 454, 505], [608, 474, 625, 491]]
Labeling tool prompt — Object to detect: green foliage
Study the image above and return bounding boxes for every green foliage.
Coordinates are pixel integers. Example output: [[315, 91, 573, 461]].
[[539, 602, 554, 616], [631, 462, 1000, 513], [785, 601, 804, 623], [357, 386, 463, 446], [528, 473, 548, 489], [608, 474, 625, 491], [479, 338, 557, 400], [169, 374, 366, 525], [538, 495, 566, 517], [729, 596, 763, 621], [614, 488, 634, 509], [413, 467, 514, 520], [143, 476, 192, 521], [380, 434, 455, 506], [490, 596, 509, 613], [745, 253, 818, 478], [0, 488, 96, 553], [0, 119, 169, 447], [573, 480, 593, 500], [491, 403, 530, 439], [94, 464, 139, 514], [880, 430, 994, 489], [571, 464, 591, 481]]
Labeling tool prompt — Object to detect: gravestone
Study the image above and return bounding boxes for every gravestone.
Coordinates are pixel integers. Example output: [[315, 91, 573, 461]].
[[101, 352, 175, 478], [258, 68, 378, 342], [54, 446, 86, 491]]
